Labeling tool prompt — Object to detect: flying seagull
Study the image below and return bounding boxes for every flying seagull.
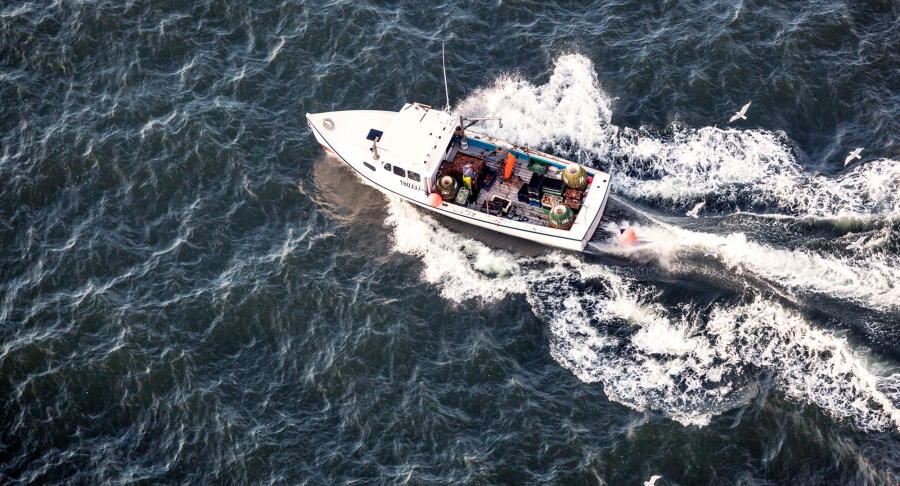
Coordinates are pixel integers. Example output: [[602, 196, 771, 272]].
[[844, 147, 863, 166], [846, 235, 867, 250], [729, 101, 751, 123], [686, 201, 705, 218], [645, 475, 663, 486], [704, 244, 726, 257]]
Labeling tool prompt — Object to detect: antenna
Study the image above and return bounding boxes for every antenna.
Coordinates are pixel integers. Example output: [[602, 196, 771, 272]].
[[442, 43, 450, 112]]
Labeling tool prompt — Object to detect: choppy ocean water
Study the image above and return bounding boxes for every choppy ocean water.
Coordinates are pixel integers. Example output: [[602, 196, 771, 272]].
[[2, 0, 900, 484]]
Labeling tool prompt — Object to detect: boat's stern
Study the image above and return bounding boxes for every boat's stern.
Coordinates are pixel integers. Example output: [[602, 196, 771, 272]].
[[580, 173, 611, 250]]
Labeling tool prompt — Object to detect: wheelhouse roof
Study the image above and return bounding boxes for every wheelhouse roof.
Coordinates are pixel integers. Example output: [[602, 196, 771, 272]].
[[379, 103, 457, 169]]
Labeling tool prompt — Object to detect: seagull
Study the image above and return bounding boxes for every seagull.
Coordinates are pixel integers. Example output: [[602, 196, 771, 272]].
[[729, 101, 751, 123], [686, 201, 705, 218], [645, 475, 663, 486], [844, 147, 863, 166], [845, 235, 867, 250], [704, 244, 726, 257]]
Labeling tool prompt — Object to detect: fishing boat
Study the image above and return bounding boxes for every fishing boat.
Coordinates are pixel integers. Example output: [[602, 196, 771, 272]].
[[306, 102, 611, 252]]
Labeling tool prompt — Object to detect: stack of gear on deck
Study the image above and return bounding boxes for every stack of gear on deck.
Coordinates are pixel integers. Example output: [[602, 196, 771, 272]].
[[454, 187, 470, 206], [517, 183, 530, 203], [540, 178, 565, 197], [541, 194, 563, 213], [527, 173, 543, 206], [562, 163, 588, 190], [483, 199, 503, 216], [548, 204, 575, 230], [437, 176, 459, 201], [563, 187, 583, 212], [489, 196, 512, 215], [527, 158, 549, 174]]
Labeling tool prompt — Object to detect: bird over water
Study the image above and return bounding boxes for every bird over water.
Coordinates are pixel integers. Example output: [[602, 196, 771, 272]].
[[729, 101, 752, 122], [844, 147, 864, 166]]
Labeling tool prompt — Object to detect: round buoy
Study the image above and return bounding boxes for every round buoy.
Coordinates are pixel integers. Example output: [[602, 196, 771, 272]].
[[562, 163, 588, 190], [548, 204, 575, 230], [427, 192, 442, 207], [620, 228, 636, 244]]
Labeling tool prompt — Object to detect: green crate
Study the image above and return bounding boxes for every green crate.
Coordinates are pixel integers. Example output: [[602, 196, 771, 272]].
[[527, 158, 549, 174]]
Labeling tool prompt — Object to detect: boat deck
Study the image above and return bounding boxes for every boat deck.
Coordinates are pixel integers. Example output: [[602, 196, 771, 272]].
[[439, 145, 574, 228]]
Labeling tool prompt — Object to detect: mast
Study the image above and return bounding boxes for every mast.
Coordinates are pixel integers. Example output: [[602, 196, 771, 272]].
[[442, 43, 450, 112]]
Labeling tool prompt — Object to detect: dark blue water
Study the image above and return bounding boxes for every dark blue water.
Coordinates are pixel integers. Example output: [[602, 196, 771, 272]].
[[2, 0, 900, 484]]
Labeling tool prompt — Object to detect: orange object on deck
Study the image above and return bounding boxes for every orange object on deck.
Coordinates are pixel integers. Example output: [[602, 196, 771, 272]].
[[504, 152, 516, 178]]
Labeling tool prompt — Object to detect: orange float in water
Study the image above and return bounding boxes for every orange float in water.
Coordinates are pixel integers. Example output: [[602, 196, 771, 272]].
[[427, 192, 443, 207], [620, 228, 636, 244]]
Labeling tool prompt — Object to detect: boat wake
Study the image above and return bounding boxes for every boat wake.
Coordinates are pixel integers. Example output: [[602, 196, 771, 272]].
[[592, 218, 900, 313], [382, 54, 900, 432], [457, 54, 900, 220], [385, 195, 900, 430]]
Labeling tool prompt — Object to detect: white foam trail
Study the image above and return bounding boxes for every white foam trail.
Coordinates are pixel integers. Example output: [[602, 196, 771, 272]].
[[528, 261, 900, 430], [384, 196, 525, 302], [382, 54, 900, 430], [456, 53, 900, 219], [382, 193, 900, 431], [596, 221, 900, 311]]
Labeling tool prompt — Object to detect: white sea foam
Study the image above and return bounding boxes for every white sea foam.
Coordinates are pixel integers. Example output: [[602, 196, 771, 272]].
[[457, 53, 900, 219], [527, 259, 900, 430], [455, 54, 619, 162], [380, 54, 900, 430], [384, 196, 526, 302], [594, 220, 900, 311], [382, 194, 900, 431]]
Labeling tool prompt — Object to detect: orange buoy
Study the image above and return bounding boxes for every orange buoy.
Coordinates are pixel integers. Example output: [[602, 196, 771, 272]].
[[620, 228, 636, 244], [427, 192, 443, 207], [504, 152, 516, 178]]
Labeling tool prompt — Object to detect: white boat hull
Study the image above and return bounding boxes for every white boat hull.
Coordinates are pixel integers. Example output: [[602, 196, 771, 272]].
[[306, 107, 611, 252]]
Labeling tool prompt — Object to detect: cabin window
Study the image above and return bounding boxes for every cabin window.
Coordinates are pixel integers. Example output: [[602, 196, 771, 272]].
[[383, 163, 391, 171], [393, 166, 406, 177], [407, 171, 421, 182], [363, 162, 376, 171]]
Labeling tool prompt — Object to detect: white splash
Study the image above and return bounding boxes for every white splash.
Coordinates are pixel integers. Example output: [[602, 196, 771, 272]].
[[382, 194, 900, 431], [455, 54, 619, 162], [529, 261, 900, 431], [384, 196, 526, 302], [378, 53, 900, 432], [595, 221, 900, 311], [456, 53, 900, 219]]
